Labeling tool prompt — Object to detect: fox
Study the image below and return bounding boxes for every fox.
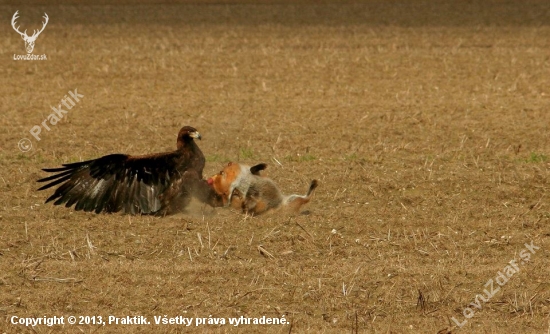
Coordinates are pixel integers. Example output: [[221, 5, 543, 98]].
[[207, 162, 318, 215]]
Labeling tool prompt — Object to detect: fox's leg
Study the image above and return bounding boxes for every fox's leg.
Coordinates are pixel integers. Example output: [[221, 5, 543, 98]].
[[253, 199, 268, 215], [285, 180, 319, 212], [242, 196, 257, 214]]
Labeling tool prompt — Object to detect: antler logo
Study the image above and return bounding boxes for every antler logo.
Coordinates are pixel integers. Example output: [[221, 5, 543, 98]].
[[11, 10, 49, 54]]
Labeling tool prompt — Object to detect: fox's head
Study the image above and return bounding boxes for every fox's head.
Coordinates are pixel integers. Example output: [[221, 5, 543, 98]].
[[207, 162, 242, 200]]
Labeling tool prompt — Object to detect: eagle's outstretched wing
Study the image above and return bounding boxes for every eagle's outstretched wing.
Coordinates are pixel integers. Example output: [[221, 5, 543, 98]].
[[37, 126, 222, 215], [37, 153, 184, 214]]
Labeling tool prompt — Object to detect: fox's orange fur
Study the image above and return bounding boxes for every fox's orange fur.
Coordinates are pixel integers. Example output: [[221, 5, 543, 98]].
[[207, 162, 318, 215]]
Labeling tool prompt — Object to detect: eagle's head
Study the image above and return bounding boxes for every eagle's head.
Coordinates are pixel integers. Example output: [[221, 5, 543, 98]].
[[177, 126, 201, 149]]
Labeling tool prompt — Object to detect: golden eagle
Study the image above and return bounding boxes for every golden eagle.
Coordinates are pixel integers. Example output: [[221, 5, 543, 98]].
[[37, 126, 222, 215]]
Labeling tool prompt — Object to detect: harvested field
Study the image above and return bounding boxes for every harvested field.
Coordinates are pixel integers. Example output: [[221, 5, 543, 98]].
[[1, 1, 549, 333]]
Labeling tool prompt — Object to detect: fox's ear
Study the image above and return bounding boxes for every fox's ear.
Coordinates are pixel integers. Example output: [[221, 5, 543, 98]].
[[227, 162, 234, 166], [250, 163, 268, 175]]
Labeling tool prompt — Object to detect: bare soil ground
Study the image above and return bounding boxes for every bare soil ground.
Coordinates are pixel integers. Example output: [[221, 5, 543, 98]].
[[1, 1, 549, 333]]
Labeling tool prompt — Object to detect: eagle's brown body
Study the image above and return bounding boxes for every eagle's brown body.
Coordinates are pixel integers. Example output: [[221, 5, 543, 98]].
[[37, 126, 222, 215]]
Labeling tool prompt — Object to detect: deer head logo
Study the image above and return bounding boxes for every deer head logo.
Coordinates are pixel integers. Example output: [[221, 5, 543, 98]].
[[11, 11, 49, 54]]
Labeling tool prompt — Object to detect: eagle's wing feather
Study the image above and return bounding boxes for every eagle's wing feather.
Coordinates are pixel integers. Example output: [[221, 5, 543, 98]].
[[37, 153, 182, 214]]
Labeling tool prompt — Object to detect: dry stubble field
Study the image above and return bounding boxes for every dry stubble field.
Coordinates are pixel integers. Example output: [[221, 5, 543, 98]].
[[1, 1, 550, 333]]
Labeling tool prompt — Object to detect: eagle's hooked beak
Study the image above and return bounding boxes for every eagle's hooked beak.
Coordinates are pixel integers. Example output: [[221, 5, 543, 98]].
[[189, 131, 202, 140]]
